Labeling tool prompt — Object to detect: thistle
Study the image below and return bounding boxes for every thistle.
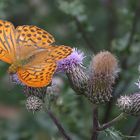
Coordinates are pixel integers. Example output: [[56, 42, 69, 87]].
[[117, 93, 140, 116], [57, 49, 119, 104], [26, 95, 43, 112], [23, 86, 47, 101], [23, 86, 47, 112], [89, 51, 119, 104], [57, 48, 89, 96]]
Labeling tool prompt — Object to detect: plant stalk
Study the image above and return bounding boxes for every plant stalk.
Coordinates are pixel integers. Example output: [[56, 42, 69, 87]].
[[47, 109, 72, 140]]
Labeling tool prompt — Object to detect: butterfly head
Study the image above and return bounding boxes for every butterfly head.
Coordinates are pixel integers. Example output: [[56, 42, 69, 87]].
[[8, 61, 22, 74]]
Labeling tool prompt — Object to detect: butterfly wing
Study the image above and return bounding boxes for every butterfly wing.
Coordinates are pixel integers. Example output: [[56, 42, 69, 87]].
[[0, 20, 16, 64], [16, 44, 45, 61], [17, 45, 72, 87], [16, 25, 55, 49], [49, 45, 72, 61], [17, 57, 56, 87]]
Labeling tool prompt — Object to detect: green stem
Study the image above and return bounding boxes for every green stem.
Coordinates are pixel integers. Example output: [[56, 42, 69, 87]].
[[91, 106, 99, 140], [97, 113, 125, 131], [45, 108, 72, 140]]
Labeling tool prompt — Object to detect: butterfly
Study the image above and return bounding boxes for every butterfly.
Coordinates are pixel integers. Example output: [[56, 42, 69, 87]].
[[0, 20, 72, 87]]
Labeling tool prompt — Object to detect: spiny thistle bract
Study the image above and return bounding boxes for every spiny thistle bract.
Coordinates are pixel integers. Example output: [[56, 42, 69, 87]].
[[24, 84, 60, 112], [23, 86, 47, 101], [24, 86, 47, 112], [117, 93, 140, 116], [89, 51, 119, 104]]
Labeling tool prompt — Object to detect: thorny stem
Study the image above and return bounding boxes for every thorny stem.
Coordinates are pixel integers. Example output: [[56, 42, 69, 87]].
[[91, 106, 99, 140], [47, 109, 72, 140], [97, 113, 125, 131]]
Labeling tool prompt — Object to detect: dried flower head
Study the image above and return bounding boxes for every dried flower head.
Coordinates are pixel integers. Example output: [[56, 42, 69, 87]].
[[91, 51, 118, 76], [26, 96, 43, 112], [89, 51, 119, 104], [24, 80, 62, 111], [117, 93, 140, 116]]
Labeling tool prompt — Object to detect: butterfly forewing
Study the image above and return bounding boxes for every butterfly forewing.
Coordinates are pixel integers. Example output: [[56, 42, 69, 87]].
[[16, 44, 45, 61], [20, 45, 72, 67], [0, 20, 16, 63], [16, 25, 55, 49], [49, 45, 72, 61]]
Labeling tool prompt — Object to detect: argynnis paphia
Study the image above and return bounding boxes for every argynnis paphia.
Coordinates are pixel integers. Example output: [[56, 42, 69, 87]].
[[0, 20, 72, 87]]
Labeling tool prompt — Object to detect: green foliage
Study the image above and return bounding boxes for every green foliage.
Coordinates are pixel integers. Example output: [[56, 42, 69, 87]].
[[100, 127, 136, 140], [58, 0, 87, 22], [0, 0, 140, 140]]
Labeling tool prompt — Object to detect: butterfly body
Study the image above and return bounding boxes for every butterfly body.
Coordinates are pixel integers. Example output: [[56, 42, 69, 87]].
[[0, 20, 72, 87], [8, 61, 21, 74]]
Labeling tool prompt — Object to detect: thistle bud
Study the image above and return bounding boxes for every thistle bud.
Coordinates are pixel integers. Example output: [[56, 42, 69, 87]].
[[24, 86, 46, 112], [26, 96, 43, 112], [89, 51, 119, 104], [117, 93, 140, 116], [57, 48, 89, 95], [25, 83, 61, 112]]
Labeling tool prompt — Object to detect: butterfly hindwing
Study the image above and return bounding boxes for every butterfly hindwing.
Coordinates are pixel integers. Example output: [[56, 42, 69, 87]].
[[17, 57, 56, 87]]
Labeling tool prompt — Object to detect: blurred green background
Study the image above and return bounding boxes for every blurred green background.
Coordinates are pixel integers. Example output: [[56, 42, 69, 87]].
[[0, 0, 140, 139]]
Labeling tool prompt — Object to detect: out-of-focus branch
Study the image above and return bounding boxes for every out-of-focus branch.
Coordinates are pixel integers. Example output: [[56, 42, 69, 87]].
[[130, 117, 140, 137], [103, 100, 113, 123], [47, 109, 72, 140], [91, 106, 99, 140], [126, 1, 140, 53], [103, 0, 117, 50], [121, 0, 140, 69], [74, 17, 95, 52]]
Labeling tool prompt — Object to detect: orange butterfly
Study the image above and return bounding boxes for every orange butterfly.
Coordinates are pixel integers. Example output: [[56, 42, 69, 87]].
[[0, 20, 72, 87]]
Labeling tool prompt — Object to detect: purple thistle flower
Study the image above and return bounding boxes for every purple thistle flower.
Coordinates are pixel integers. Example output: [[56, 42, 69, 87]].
[[10, 73, 25, 86], [57, 48, 85, 72]]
